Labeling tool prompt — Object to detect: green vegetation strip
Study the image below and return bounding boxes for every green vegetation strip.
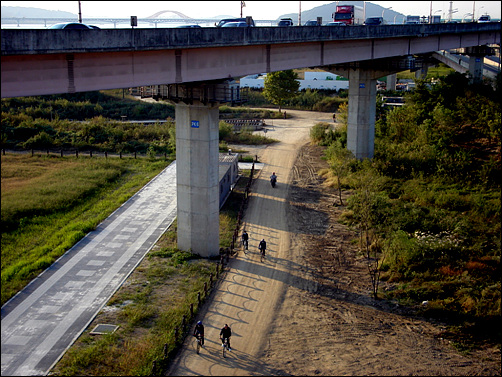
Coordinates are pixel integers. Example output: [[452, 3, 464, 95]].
[[1, 154, 171, 305], [313, 72, 501, 349], [50, 171, 252, 376]]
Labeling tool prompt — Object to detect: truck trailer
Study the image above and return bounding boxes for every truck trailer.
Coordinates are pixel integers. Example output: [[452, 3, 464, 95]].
[[332, 5, 364, 25]]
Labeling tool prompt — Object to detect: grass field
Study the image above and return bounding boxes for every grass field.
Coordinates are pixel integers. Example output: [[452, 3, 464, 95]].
[[1, 153, 172, 305], [1, 151, 250, 375]]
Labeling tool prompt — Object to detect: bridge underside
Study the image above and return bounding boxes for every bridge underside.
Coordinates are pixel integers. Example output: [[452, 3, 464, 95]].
[[2, 29, 498, 98], [1, 26, 499, 256]]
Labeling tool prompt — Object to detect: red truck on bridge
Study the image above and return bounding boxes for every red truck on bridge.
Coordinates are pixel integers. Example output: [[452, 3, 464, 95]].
[[332, 5, 364, 25]]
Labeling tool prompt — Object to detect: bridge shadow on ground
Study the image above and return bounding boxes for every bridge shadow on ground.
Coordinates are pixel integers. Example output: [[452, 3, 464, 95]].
[[243, 176, 329, 235]]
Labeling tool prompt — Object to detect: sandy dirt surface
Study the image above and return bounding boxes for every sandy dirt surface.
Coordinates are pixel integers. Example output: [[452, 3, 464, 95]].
[[166, 109, 500, 376]]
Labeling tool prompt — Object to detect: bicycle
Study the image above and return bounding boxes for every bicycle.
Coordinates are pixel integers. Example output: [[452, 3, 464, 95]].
[[194, 334, 203, 354], [259, 248, 265, 262], [221, 337, 230, 358]]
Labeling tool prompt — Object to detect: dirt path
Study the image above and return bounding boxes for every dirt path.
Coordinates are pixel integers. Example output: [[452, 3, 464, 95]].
[[166, 109, 500, 376]]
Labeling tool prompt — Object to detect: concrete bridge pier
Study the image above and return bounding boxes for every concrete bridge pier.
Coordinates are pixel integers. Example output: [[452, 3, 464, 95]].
[[346, 68, 377, 159], [457, 45, 495, 84], [386, 73, 397, 91], [329, 57, 420, 159], [175, 100, 220, 257], [166, 82, 230, 257]]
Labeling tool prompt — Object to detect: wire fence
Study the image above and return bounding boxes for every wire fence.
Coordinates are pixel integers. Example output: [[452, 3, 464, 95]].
[[150, 161, 255, 376]]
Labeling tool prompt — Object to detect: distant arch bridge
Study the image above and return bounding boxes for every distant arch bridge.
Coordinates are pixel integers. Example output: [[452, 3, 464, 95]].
[[146, 10, 192, 19]]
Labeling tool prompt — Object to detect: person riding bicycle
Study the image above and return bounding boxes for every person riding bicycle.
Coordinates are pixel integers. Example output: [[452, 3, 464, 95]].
[[270, 172, 277, 187], [258, 239, 267, 256], [241, 230, 249, 249], [220, 323, 232, 351], [193, 320, 205, 346]]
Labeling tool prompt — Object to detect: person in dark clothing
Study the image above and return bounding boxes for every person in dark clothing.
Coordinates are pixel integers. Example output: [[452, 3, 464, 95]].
[[193, 320, 205, 346], [220, 323, 232, 350], [241, 230, 249, 250], [258, 239, 267, 256]]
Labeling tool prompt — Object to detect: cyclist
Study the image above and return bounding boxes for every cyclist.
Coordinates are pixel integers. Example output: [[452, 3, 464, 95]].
[[270, 172, 277, 188], [258, 239, 267, 257], [193, 320, 205, 346], [241, 230, 249, 250], [220, 323, 232, 351]]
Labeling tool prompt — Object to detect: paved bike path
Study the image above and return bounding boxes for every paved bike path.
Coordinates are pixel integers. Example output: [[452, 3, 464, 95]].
[[1, 162, 178, 376]]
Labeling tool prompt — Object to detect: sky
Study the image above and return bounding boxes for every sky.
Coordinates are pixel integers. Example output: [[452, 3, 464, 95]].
[[2, 1, 501, 20]]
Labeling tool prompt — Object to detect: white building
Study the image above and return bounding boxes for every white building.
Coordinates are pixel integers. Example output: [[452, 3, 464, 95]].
[[239, 71, 349, 91]]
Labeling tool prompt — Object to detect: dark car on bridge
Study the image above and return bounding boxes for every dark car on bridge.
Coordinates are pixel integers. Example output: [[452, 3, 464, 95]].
[[278, 18, 294, 26], [48, 22, 100, 30], [325, 21, 346, 26], [215, 18, 255, 27], [364, 17, 385, 25], [304, 20, 320, 26], [221, 21, 254, 27]]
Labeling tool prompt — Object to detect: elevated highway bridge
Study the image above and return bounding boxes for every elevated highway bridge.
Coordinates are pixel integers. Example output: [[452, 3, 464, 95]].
[[1, 23, 500, 257]]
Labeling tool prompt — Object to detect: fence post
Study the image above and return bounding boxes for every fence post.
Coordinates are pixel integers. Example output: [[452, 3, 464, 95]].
[[210, 273, 213, 287], [134, 151, 137, 159], [216, 262, 219, 278], [105, 151, 108, 158], [60, 149, 63, 157], [152, 360, 157, 376], [204, 282, 207, 296], [174, 327, 179, 342], [90, 150, 93, 158], [182, 315, 186, 331], [190, 303, 193, 318], [120, 151, 122, 159], [163, 343, 168, 358]]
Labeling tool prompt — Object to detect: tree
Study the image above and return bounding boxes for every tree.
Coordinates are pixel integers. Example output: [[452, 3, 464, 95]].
[[325, 143, 354, 206], [263, 70, 300, 112], [348, 164, 387, 299]]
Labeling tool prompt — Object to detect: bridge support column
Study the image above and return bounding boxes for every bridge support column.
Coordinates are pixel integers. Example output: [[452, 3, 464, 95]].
[[386, 74, 397, 91], [347, 69, 377, 159], [457, 46, 495, 84], [415, 65, 429, 79], [175, 101, 220, 257], [328, 56, 426, 160], [468, 55, 484, 84]]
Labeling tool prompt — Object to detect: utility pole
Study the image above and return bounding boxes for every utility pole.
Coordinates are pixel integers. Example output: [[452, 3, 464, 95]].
[[78, 1, 82, 23], [299, 1, 301, 26], [240, 1, 245, 18]]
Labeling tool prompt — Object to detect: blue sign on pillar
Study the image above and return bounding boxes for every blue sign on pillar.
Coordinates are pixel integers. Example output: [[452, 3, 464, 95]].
[[359, 83, 365, 88], [191, 120, 200, 128]]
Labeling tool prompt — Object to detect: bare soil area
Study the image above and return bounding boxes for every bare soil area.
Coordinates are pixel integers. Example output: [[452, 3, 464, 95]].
[[263, 142, 501, 376], [167, 109, 500, 376]]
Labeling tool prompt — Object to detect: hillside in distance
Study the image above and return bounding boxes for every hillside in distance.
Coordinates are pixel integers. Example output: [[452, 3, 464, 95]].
[[278, 1, 405, 24]]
